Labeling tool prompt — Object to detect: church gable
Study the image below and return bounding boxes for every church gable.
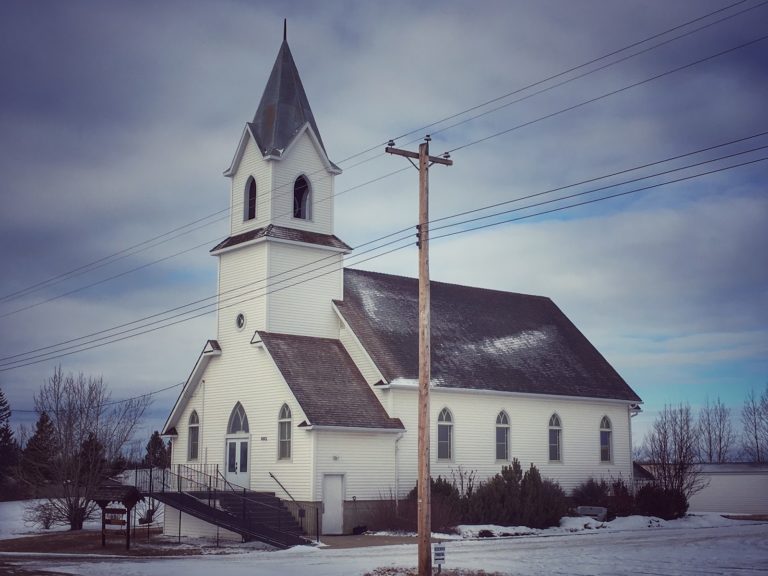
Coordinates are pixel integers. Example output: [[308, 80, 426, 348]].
[[257, 331, 403, 431]]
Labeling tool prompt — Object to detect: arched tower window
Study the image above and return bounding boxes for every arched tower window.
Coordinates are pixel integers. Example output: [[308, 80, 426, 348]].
[[227, 402, 249, 434], [278, 404, 292, 460], [293, 175, 311, 219], [188, 410, 200, 461], [600, 416, 612, 462], [548, 413, 562, 462], [496, 411, 510, 461], [244, 177, 257, 221], [437, 408, 453, 460]]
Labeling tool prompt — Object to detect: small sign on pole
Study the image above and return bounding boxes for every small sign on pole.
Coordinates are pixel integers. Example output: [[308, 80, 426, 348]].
[[433, 544, 446, 573]]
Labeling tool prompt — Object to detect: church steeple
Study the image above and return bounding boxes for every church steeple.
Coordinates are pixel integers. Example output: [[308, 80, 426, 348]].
[[214, 24, 349, 344], [247, 31, 336, 169]]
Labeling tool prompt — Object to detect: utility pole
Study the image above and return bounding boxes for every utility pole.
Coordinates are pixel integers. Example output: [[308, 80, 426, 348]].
[[386, 137, 452, 576]]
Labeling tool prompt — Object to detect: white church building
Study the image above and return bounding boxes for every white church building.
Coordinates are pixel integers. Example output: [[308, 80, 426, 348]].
[[160, 31, 642, 539]]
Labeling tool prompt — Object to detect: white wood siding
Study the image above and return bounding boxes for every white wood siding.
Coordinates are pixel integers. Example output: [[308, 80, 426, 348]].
[[389, 387, 633, 496], [169, 347, 316, 501], [271, 132, 334, 235], [266, 242, 342, 338], [313, 431, 399, 501], [163, 507, 241, 541], [216, 243, 268, 344], [229, 135, 273, 235]]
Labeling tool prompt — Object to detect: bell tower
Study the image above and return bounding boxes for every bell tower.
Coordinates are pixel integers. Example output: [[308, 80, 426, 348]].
[[212, 25, 350, 348]]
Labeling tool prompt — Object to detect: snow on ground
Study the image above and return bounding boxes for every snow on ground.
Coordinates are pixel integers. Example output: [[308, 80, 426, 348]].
[[2, 503, 767, 575], [0, 500, 148, 540]]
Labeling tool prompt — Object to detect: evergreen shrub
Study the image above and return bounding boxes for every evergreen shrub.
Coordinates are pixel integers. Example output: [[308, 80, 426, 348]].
[[634, 484, 688, 520]]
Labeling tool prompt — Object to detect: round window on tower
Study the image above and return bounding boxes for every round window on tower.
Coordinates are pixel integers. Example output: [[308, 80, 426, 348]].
[[235, 313, 246, 331]]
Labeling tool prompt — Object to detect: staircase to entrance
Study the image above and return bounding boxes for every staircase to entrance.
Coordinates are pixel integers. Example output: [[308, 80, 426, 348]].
[[126, 465, 318, 549]]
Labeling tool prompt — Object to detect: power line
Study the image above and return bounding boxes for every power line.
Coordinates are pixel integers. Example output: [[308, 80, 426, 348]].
[[446, 32, 768, 155], [430, 131, 768, 230], [432, 156, 768, 242], [0, 165, 412, 319], [378, 0, 760, 154], [2, 0, 757, 307], [11, 380, 185, 414], [2, 141, 764, 371], [425, 1, 768, 142]]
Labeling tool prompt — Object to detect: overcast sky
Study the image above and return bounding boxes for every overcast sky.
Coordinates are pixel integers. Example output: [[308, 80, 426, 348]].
[[0, 0, 766, 450]]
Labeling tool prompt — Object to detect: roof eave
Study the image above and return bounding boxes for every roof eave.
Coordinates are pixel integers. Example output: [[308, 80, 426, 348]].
[[162, 341, 221, 434], [297, 424, 404, 433], [384, 381, 642, 405]]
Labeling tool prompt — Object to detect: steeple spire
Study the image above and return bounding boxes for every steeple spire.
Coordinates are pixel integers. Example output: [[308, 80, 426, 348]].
[[248, 26, 333, 164]]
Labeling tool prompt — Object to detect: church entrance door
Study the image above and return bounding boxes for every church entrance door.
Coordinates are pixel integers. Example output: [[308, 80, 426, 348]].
[[225, 438, 250, 488]]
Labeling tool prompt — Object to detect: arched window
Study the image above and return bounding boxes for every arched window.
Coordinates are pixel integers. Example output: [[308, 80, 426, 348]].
[[227, 402, 249, 434], [437, 408, 453, 460], [188, 410, 200, 461], [293, 175, 310, 219], [600, 416, 612, 462], [496, 411, 510, 461], [278, 404, 292, 460], [548, 413, 562, 462], [244, 177, 257, 221]]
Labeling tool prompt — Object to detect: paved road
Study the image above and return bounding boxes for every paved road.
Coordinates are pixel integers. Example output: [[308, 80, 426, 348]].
[[4, 522, 768, 576]]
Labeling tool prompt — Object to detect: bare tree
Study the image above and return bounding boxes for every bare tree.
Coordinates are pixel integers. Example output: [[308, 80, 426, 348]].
[[741, 385, 768, 463], [23, 367, 149, 530], [697, 397, 734, 463], [643, 403, 707, 500]]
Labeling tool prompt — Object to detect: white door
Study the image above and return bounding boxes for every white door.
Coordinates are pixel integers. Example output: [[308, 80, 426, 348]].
[[322, 474, 344, 535], [225, 438, 250, 488]]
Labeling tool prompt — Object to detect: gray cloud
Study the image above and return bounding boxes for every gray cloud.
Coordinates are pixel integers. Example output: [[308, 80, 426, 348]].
[[1, 1, 765, 447]]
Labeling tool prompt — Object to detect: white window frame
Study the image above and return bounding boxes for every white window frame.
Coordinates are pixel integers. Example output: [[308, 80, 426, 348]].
[[278, 404, 292, 460], [437, 407, 453, 461], [188, 410, 200, 461], [548, 413, 562, 462], [600, 415, 612, 463]]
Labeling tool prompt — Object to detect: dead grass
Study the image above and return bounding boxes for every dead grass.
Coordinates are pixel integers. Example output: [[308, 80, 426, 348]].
[[365, 569, 506, 576], [0, 528, 201, 557]]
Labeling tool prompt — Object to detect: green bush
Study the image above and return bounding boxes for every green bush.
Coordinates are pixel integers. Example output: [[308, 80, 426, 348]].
[[406, 475, 462, 532], [610, 477, 634, 518], [467, 461, 564, 529], [634, 484, 688, 520], [519, 464, 566, 528], [467, 459, 522, 525], [379, 463, 570, 532], [571, 478, 611, 509], [571, 477, 635, 520]]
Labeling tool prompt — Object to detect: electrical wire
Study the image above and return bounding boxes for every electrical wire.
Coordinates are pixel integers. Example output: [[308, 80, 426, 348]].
[[2, 0, 759, 306], [2, 140, 764, 371], [445, 33, 768, 155], [431, 156, 768, 242]]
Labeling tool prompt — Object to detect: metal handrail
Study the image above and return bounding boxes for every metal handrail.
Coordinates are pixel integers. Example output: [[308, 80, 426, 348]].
[[269, 472, 300, 507]]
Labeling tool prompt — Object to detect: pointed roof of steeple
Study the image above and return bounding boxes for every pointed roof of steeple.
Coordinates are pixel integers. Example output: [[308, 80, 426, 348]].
[[248, 35, 331, 161]]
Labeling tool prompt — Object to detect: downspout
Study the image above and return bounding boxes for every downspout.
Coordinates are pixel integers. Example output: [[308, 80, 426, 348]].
[[202, 380, 207, 465], [394, 432, 404, 513], [629, 403, 640, 489]]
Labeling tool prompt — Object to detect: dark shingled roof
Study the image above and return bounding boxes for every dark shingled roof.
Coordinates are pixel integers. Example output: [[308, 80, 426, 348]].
[[258, 331, 404, 430], [334, 269, 641, 402], [250, 40, 339, 171], [211, 224, 351, 252]]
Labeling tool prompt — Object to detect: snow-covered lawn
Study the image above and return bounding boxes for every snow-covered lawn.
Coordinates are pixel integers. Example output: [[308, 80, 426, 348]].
[[1, 500, 766, 575], [0, 500, 149, 540]]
